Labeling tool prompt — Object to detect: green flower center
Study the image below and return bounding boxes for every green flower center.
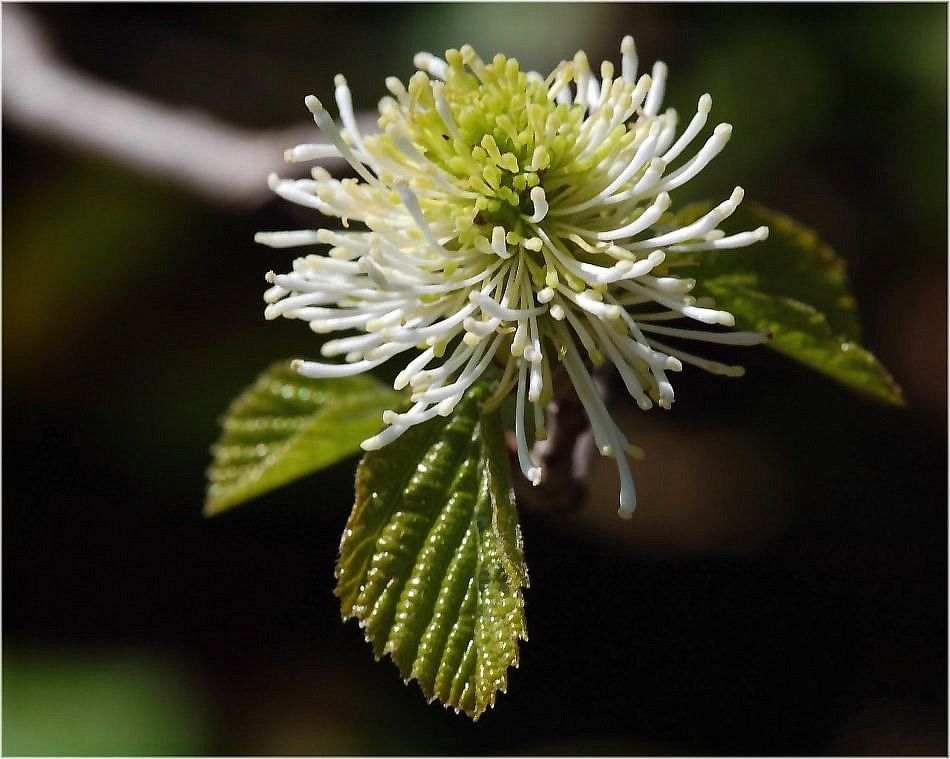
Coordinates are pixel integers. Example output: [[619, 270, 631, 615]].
[[373, 48, 594, 246]]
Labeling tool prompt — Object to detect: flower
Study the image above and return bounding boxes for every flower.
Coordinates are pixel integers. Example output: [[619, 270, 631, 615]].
[[257, 37, 769, 518]]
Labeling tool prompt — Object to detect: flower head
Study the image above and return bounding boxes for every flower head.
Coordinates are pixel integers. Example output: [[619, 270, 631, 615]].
[[257, 37, 769, 517]]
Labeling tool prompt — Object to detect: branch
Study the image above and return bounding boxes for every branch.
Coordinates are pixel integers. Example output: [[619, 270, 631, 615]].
[[3, 7, 377, 206]]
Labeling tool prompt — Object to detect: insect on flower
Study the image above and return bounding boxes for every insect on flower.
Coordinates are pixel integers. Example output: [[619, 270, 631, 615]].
[[256, 36, 770, 518]]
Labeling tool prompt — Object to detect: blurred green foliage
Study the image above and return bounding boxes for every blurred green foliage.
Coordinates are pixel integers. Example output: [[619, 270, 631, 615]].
[[3, 160, 190, 382], [671, 24, 836, 203], [3, 648, 211, 756]]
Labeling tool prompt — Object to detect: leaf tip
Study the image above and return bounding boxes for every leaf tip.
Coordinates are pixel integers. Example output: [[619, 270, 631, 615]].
[[879, 380, 907, 408]]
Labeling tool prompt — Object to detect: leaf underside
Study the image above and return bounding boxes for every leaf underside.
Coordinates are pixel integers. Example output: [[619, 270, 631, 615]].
[[668, 203, 904, 406], [336, 378, 528, 720], [205, 360, 402, 515]]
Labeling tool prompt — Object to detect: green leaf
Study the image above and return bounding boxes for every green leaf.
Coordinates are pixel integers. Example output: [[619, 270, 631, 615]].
[[205, 361, 402, 516], [336, 378, 528, 720], [667, 203, 904, 406], [705, 279, 904, 406]]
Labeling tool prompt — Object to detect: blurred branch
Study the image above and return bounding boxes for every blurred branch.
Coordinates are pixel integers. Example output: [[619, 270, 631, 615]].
[[3, 7, 377, 206]]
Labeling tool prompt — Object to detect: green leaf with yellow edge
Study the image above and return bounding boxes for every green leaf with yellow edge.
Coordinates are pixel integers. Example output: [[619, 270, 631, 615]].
[[205, 360, 402, 516], [336, 378, 528, 720], [666, 203, 904, 406], [704, 279, 903, 405]]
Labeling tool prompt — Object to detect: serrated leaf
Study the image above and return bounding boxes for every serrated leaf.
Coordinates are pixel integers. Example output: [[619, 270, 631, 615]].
[[336, 378, 528, 720], [205, 361, 402, 515], [666, 203, 904, 406]]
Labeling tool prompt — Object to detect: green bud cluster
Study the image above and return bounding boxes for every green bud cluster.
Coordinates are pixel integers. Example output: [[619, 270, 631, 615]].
[[372, 47, 590, 246]]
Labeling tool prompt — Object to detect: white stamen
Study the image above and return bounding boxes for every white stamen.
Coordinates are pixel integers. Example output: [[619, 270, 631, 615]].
[[431, 81, 461, 141], [527, 186, 549, 223], [469, 291, 547, 320], [267, 174, 333, 212], [626, 187, 743, 249], [639, 323, 769, 345], [657, 122, 733, 193], [255, 230, 322, 248], [561, 342, 637, 516], [413, 51, 448, 80], [284, 143, 342, 163], [360, 423, 409, 450], [595, 193, 671, 241], [515, 363, 542, 486], [669, 226, 769, 252], [394, 181, 450, 257], [620, 35, 638, 83], [304, 96, 378, 186], [647, 338, 747, 377], [643, 61, 668, 116], [662, 94, 712, 164], [491, 226, 513, 258], [393, 347, 437, 390], [292, 356, 388, 378], [334, 74, 365, 152]]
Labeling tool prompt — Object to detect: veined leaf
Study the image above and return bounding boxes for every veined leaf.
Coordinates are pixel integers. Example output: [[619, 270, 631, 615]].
[[666, 203, 904, 406], [336, 379, 528, 720], [205, 360, 402, 515]]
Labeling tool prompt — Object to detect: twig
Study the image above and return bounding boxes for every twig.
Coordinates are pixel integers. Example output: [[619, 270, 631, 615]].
[[3, 7, 377, 206]]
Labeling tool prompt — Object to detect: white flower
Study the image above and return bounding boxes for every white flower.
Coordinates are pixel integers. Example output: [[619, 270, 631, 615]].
[[257, 37, 769, 518]]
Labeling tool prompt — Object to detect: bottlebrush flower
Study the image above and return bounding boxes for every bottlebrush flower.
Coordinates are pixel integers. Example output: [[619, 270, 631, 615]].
[[257, 37, 769, 517]]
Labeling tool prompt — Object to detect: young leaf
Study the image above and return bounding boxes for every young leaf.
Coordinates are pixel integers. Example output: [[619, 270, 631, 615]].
[[205, 360, 402, 516], [336, 378, 528, 720], [667, 203, 904, 406]]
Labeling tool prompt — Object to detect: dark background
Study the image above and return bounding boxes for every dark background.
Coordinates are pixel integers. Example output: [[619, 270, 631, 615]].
[[3, 3, 946, 755]]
